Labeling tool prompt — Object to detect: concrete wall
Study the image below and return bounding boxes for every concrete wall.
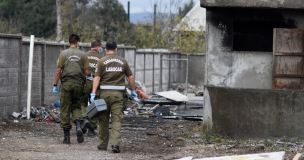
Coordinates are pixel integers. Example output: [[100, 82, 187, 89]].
[[204, 8, 304, 89], [0, 34, 22, 118], [203, 85, 304, 139], [201, 0, 304, 9]]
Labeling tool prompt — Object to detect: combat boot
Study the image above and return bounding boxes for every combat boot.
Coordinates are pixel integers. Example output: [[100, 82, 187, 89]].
[[63, 128, 70, 144], [81, 118, 90, 134], [88, 129, 97, 136], [75, 120, 84, 143], [112, 145, 121, 153]]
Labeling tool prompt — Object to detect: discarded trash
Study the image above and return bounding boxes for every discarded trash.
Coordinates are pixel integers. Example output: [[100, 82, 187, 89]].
[[45, 115, 54, 121], [153, 106, 170, 116], [135, 86, 149, 99], [11, 112, 20, 118], [189, 106, 203, 109], [182, 116, 203, 121], [293, 153, 302, 160], [56, 100, 60, 109], [11, 104, 61, 123]]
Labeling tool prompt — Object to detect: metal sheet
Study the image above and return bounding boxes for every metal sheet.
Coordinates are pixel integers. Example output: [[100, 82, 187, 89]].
[[156, 91, 189, 102]]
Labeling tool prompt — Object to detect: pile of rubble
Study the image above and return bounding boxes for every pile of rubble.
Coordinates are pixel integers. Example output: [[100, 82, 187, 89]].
[[11, 104, 60, 123]]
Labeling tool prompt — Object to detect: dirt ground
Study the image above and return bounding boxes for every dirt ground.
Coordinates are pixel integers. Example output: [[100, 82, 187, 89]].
[[0, 117, 302, 160]]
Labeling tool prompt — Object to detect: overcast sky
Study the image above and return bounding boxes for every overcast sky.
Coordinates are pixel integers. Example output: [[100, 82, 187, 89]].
[[119, 0, 200, 13]]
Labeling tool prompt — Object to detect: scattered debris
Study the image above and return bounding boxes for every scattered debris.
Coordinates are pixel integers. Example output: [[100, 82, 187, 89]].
[[11, 112, 20, 118], [11, 103, 61, 123], [135, 86, 149, 99], [182, 116, 203, 121], [44, 105, 60, 123], [194, 89, 204, 96], [293, 153, 302, 160]]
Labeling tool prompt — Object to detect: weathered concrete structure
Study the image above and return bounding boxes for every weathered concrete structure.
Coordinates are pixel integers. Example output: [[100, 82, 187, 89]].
[[204, 85, 304, 139], [202, 1, 304, 89], [201, 0, 304, 138]]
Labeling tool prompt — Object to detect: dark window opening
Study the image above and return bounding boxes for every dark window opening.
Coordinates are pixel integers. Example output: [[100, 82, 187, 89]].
[[233, 21, 285, 52]]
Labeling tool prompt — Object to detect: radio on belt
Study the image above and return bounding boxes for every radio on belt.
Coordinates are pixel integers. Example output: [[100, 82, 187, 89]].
[[86, 99, 107, 119]]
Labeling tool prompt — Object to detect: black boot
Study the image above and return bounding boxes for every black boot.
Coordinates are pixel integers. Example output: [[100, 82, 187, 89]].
[[63, 128, 70, 144], [81, 118, 90, 134], [88, 129, 97, 136], [112, 145, 121, 153], [75, 120, 84, 143], [97, 145, 107, 151]]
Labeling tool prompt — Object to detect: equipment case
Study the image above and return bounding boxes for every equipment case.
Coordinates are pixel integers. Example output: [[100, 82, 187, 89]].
[[86, 99, 107, 119]]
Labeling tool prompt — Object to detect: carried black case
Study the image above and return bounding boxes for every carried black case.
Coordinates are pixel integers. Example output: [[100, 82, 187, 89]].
[[86, 99, 107, 119]]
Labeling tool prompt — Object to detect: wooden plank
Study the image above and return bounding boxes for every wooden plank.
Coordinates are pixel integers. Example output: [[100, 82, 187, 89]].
[[272, 28, 277, 89], [275, 74, 304, 78], [275, 78, 302, 90], [44, 105, 60, 123], [273, 28, 304, 90], [293, 153, 302, 160], [275, 53, 304, 56], [276, 29, 304, 54], [274, 56, 303, 75]]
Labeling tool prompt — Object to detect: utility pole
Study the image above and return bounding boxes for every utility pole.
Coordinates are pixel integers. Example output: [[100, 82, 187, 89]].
[[56, 0, 62, 42], [154, 4, 156, 30], [128, 1, 130, 22]]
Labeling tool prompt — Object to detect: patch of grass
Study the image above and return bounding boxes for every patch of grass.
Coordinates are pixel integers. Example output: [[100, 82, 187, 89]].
[[264, 139, 274, 147], [284, 143, 288, 150], [203, 128, 211, 144]]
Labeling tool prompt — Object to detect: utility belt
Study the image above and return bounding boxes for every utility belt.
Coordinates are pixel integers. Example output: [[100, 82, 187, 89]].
[[99, 85, 125, 90], [61, 77, 84, 85]]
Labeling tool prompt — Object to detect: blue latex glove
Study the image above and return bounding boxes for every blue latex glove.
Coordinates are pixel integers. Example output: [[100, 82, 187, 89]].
[[131, 90, 137, 98], [99, 48, 103, 54], [90, 93, 96, 103], [53, 86, 58, 94]]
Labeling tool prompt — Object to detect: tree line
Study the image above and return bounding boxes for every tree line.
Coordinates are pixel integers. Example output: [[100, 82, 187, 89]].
[[0, 0, 205, 53]]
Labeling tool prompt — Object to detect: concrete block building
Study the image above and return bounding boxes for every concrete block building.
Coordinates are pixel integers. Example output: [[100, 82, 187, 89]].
[[201, 0, 304, 139]]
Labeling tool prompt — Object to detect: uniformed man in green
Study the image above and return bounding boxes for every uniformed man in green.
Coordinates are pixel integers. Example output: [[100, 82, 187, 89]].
[[90, 41, 137, 153], [53, 34, 91, 144], [80, 39, 103, 136]]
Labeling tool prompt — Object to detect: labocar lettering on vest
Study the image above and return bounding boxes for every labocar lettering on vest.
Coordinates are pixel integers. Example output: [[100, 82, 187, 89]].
[[88, 56, 99, 61], [106, 67, 122, 72], [89, 63, 97, 68], [68, 55, 81, 61], [103, 58, 124, 65]]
